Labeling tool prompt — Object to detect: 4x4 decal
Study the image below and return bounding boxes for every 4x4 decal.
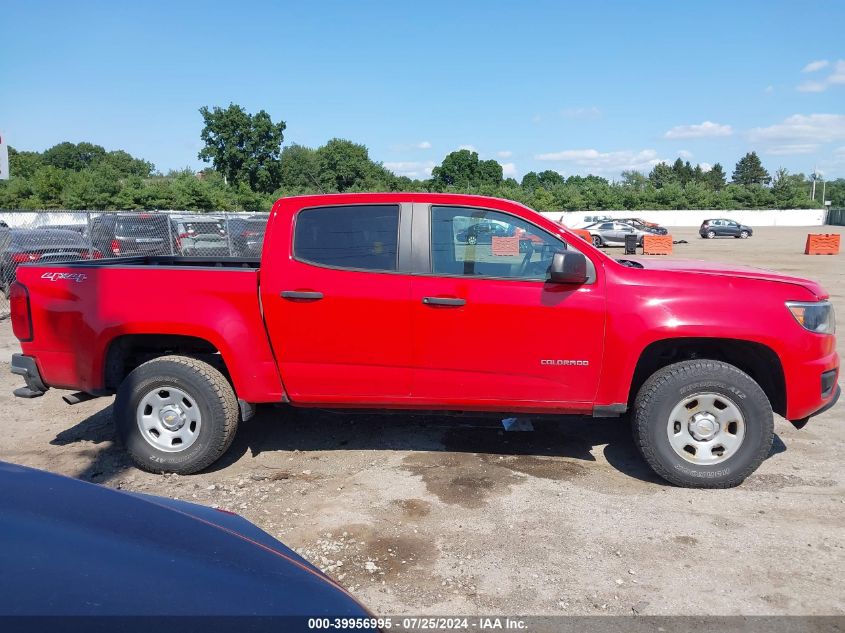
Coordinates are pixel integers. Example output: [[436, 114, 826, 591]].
[[41, 272, 88, 283]]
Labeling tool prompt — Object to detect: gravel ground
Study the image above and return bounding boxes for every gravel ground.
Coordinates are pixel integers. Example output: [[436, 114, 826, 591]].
[[0, 225, 843, 616]]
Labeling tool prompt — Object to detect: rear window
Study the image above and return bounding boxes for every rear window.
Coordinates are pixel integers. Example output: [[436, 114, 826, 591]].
[[10, 230, 85, 247], [115, 216, 169, 236], [294, 205, 399, 272], [183, 221, 224, 234]]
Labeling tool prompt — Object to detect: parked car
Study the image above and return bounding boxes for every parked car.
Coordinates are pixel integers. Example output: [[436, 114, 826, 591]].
[[9, 193, 840, 488], [1, 228, 99, 296], [617, 218, 669, 235], [90, 212, 173, 257], [170, 215, 229, 256], [0, 461, 373, 619], [227, 214, 269, 257], [699, 219, 753, 239], [584, 221, 649, 247], [456, 220, 511, 245]]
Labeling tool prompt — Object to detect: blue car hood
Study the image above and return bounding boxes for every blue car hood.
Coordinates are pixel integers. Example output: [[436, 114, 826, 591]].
[[0, 462, 368, 616]]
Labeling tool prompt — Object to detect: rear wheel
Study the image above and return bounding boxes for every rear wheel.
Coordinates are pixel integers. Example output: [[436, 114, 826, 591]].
[[115, 355, 239, 474], [707, 230, 716, 239], [633, 360, 773, 488]]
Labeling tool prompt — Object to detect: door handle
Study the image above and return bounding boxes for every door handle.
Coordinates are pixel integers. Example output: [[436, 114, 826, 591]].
[[422, 296, 466, 307], [281, 290, 324, 301]]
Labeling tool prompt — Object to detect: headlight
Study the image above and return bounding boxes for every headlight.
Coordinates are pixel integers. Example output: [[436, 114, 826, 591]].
[[786, 300, 835, 334]]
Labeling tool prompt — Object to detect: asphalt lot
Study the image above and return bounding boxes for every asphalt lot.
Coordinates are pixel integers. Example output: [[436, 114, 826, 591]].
[[0, 225, 843, 616]]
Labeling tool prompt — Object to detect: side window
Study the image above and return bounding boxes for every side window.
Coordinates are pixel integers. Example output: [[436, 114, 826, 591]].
[[431, 206, 566, 281], [294, 205, 399, 272], [598, 222, 614, 230]]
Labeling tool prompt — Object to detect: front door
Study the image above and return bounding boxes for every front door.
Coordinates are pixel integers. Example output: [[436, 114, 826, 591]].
[[410, 204, 606, 410], [260, 203, 413, 403]]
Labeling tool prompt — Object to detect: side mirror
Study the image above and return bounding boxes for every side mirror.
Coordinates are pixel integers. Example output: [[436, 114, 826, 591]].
[[549, 251, 588, 284]]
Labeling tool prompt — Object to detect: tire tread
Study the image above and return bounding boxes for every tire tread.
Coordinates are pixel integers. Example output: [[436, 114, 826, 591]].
[[117, 355, 239, 474], [633, 359, 773, 488]]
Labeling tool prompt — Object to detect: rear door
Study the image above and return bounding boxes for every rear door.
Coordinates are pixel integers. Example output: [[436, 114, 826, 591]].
[[260, 203, 413, 402], [409, 203, 605, 408]]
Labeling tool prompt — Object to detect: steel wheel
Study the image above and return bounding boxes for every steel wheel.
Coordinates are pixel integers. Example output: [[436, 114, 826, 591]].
[[136, 385, 202, 453], [666, 392, 745, 465]]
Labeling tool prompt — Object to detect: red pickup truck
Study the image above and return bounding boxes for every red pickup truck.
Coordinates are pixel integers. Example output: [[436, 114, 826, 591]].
[[9, 194, 840, 488]]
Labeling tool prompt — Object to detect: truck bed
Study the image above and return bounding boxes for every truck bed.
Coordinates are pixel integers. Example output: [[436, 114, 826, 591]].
[[42, 255, 261, 270], [13, 256, 283, 402]]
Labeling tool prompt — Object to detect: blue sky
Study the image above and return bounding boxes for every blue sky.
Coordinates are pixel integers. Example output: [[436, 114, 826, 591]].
[[2, 0, 844, 181]]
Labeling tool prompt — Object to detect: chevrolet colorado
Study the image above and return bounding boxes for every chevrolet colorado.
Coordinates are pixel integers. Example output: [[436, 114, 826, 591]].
[[9, 194, 841, 487]]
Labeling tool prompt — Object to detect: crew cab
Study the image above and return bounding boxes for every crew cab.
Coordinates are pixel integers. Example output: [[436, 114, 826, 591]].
[[8, 194, 841, 488]]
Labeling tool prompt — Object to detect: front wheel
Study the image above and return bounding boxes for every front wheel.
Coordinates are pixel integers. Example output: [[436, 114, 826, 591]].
[[115, 355, 239, 474], [740, 231, 750, 239], [591, 235, 603, 247], [633, 360, 773, 488]]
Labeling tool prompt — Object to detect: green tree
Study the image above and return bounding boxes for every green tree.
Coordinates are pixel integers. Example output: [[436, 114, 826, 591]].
[[7, 147, 44, 179], [706, 163, 727, 190], [521, 171, 540, 190], [97, 150, 154, 177], [315, 138, 390, 192], [671, 158, 695, 185], [42, 142, 107, 171], [620, 170, 648, 190], [648, 162, 677, 188], [279, 144, 321, 192], [431, 149, 480, 189], [732, 151, 771, 186], [198, 103, 286, 193], [536, 169, 565, 189], [771, 168, 815, 208], [477, 159, 503, 186]]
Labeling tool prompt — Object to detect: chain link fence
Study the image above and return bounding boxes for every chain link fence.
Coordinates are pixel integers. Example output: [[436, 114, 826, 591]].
[[0, 210, 269, 319], [827, 208, 845, 226]]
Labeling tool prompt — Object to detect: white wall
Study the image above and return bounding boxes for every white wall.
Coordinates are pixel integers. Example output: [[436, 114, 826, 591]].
[[545, 209, 828, 228]]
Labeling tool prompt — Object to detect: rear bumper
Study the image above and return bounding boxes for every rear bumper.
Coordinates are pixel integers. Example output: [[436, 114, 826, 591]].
[[10, 353, 48, 398]]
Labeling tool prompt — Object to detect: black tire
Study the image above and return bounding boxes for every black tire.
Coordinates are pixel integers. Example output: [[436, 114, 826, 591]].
[[633, 360, 773, 488], [114, 355, 239, 474], [592, 235, 603, 247], [740, 231, 750, 239], [707, 231, 716, 239]]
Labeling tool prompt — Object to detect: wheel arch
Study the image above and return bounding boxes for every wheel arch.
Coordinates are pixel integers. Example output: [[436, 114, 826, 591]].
[[627, 337, 786, 417], [104, 334, 229, 391]]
